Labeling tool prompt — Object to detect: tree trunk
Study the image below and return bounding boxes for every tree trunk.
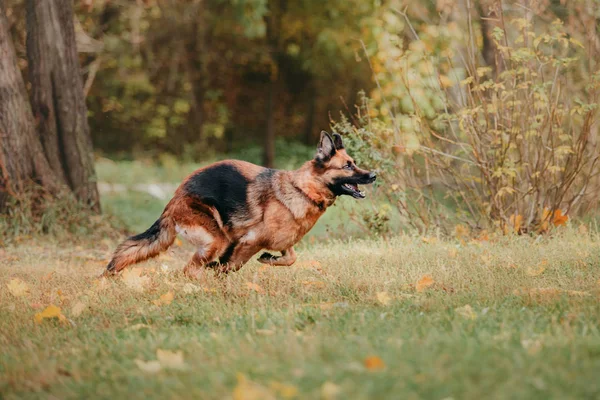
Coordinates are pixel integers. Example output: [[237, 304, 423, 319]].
[[263, 77, 276, 168], [0, 3, 60, 211], [26, 0, 100, 211]]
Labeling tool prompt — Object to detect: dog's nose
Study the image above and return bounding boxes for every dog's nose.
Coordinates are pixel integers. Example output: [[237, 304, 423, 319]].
[[367, 172, 377, 182]]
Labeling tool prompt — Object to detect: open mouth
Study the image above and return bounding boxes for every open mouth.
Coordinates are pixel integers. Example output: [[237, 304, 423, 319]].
[[343, 183, 365, 199]]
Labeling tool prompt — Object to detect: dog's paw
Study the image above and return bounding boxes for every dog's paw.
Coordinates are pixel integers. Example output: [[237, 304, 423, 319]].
[[257, 252, 277, 264]]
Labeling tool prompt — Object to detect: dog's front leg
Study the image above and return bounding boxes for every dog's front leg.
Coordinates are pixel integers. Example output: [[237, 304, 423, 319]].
[[257, 247, 297, 266]]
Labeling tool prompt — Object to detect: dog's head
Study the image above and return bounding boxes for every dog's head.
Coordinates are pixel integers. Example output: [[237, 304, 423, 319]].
[[313, 131, 376, 199]]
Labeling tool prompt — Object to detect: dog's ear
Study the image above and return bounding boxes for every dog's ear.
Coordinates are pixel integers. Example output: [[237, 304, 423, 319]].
[[315, 131, 336, 163], [332, 133, 344, 150]]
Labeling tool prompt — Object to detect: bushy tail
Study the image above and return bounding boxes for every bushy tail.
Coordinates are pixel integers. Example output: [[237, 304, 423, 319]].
[[104, 217, 176, 275]]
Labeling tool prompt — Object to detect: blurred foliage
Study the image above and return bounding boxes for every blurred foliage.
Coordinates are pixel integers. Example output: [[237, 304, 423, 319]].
[[334, 0, 600, 236], [66, 0, 376, 157]]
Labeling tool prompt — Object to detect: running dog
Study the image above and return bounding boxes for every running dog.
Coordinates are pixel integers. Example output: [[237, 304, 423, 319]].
[[104, 131, 376, 278]]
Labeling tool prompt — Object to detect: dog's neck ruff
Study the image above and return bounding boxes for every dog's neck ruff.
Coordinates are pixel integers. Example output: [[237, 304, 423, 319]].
[[290, 182, 325, 211]]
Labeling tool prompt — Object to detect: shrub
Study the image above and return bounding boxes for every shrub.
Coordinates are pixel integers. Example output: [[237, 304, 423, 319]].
[[335, 8, 600, 235]]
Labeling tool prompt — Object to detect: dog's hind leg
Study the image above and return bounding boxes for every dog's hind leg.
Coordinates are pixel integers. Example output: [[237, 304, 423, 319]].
[[214, 242, 261, 274], [257, 247, 297, 266]]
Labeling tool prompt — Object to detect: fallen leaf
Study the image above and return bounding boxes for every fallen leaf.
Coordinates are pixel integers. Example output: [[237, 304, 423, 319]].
[[364, 355, 386, 371], [454, 224, 469, 239], [70, 301, 87, 317], [321, 381, 341, 400], [245, 282, 265, 294], [376, 291, 392, 306], [127, 323, 151, 330], [269, 381, 298, 399], [301, 280, 325, 288], [153, 291, 174, 306], [552, 209, 568, 226], [34, 304, 66, 324], [233, 373, 276, 400], [182, 283, 202, 294], [156, 349, 186, 370], [521, 339, 543, 355], [135, 359, 162, 374], [256, 329, 276, 336], [509, 214, 523, 234], [7, 278, 29, 297], [416, 274, 434, 292], [421, 237, 437, 244], [526, 260, 548, 277], [122, 267, 149, 292], [455, 304, 477, 320]]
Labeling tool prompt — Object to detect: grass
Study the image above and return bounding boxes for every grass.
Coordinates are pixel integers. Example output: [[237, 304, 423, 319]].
[[1, 229, 600, 399]]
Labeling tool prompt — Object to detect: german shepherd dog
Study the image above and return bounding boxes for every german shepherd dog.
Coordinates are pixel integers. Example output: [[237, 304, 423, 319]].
[[104, 131, 376, 278]]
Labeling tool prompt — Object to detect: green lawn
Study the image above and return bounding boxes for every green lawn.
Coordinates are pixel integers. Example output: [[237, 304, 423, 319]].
[[1, 231, 599, 399]]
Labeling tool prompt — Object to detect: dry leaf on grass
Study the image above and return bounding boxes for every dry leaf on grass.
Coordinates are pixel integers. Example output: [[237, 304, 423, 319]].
[[364, 355, 386, 371], [455, 304, 477, 320], [376, 291, 392, 306], [122, 267, 150, 292], [34, 304, 67, 324], [526, 260, 548, 277], [233, 373, 276, 400], [135, 359, 162, 374], [256, 329, 276, 336], [245, 282, 265, 294], [7, 278, 29, 297], [182, 283, 202, 294], [321, 381, 341, 400], [301, 280, 325, 288], [135, 349, 187, 374], [153, 291, 174, 306], [416, 274, 434, 292], [269, 381, 298, 399], [156, 349, 186, 370], [70, 301, 87, 317]]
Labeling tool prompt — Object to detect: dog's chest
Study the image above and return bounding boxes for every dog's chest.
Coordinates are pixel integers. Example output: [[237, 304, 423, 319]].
[[261, 207, 321, 250]]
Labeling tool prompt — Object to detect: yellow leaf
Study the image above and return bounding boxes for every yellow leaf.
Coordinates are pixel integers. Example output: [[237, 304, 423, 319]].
[[552, 209, 568, 227], [7, 278, 29, 297], [34, 304, 66, 324], [321, 381, 341, 400], [521, 339, 543, 355], [233, 373, 276, 400], [156, 349, 186, 370], [455, 304, 477, 320], [416, 274, 435, 292], [454, 224, 469, 239], [135, 359, 162, 374], [509, 214, 523, 234], [526, 260, 547, 276], [70, 301, 87, 317], [256, 329, 276, 336], [122, 267, 149, 292], [301, 280, 325, 288], [182, 283, 202, 294], [376, 291, 392, 306], [364, 355, 386, 371], [245, 282, 265, 294], [269, 381, 298, 399], [153, 291, 174, 306]]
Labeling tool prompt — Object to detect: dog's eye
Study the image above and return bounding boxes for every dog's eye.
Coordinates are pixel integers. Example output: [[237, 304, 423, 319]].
[[343, 162, 353, 170]]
